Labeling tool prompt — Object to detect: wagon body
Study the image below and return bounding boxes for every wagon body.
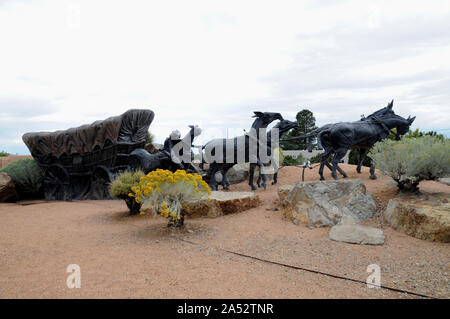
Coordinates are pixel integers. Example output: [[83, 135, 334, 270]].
[[22, 109, 154, 200]]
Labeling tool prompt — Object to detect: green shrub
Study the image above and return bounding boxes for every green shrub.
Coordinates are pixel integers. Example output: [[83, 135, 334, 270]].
[[109, 170, 145, 214], [310, 152, 324, 164], [282, 154, 304, 166], [369, 136, 450, 191], [348, 147, 373, 167], [0, 150, 8, 157], [0, 158, 43, 199]]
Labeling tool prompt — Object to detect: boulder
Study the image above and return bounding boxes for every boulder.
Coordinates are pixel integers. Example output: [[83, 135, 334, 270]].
[[282, 179, 376, 227], [278, 184, 294, 202], [384, 195, 450, 242], [328, 216, 385, 245], [182, 191, 260, 218], [0, 172, 17, 202], [438, 178, 450, 186], [224, 164, 248, 184]]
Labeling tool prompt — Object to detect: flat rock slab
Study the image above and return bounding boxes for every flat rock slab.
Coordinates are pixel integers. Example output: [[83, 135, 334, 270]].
[[328, 216, 385, 245], [385, 195, 450, 242], [182, 191, 260, 218], [281, 179, 376, 227], [439, 178, 450, 186]]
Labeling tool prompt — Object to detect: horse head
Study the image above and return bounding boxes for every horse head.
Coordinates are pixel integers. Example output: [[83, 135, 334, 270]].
[[274, 119, 298, 135], [251, 111, 283, 129], [378, 112, 415, 140], [394, 115, 415, 139]]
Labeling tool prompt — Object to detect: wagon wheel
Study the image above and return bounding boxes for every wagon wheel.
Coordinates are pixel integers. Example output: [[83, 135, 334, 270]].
[[44, 164, 71, 201], [90, 165, 114, 200]]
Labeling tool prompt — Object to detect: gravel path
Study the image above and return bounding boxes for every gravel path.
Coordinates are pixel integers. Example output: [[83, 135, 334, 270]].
[[0, 165, 448, 298]]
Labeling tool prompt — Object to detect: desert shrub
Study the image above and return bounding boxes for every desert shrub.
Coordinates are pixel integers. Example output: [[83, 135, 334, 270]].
[[109, 170, 145, 214], [0, 158, 43, 199], [130, 169, 210, 227], [369, 136, 450, 191], [0, 150, 8, 157], [348, 147, 373, 167], [309, 152, 326, 164], [282, 154, 304, 166]]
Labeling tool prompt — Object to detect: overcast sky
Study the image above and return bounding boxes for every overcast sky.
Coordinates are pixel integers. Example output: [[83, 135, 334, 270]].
[[1, 0, 449, 154]]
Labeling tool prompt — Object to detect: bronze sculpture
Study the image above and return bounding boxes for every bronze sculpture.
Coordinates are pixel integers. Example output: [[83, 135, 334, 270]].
[[128, 125, 202, 174], [201, 111, 283, 190], [309, 100, 415, 180]]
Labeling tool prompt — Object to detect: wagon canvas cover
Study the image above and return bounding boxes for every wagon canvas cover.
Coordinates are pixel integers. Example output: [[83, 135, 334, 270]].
[[23, 109, 154, 158], [22, 109, 154, 201]]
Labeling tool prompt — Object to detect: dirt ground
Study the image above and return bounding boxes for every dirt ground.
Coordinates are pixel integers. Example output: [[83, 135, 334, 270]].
[[0, 164, 449, 299]]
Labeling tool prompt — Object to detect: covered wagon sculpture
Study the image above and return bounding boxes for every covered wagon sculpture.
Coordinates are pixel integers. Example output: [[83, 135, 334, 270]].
[[22, 109, 155, 201]]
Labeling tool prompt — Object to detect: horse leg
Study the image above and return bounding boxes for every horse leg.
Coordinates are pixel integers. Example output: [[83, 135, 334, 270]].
[[221, 167, 231, 190], [208, 164, 219, 191], [325, 156, 346, 177], [319, 148, 333, 180], [369, 163, 377, 179], [258, 160, 267, 189], [271, 157, 279, 185], [249, 163, 257, 191], [357, 148, 366, 174], [331, 148, 348, 180], [256, 164, 262, 188]]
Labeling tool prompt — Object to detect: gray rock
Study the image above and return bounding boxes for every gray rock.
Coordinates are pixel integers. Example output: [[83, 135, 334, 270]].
[[384, 195, 450, 242], [225, 163, 249, 184], [282, 179, 376, 227], [329, 218, 385, 245], [0, 172, 17, 202], [439, 177, 450, 186]]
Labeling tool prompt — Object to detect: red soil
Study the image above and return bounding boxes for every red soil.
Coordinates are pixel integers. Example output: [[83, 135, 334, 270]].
[[0, 164, 448, 298]]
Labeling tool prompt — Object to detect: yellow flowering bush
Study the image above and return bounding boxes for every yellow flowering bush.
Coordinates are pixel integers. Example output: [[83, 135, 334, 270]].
[[130, 169, 211, 226]]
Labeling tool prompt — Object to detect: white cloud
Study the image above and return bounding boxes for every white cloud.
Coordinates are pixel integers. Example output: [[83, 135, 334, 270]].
[[0, 0, 449, 154]]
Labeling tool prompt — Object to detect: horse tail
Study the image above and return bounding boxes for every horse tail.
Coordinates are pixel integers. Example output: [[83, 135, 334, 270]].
[[317, 129, 331, 150]]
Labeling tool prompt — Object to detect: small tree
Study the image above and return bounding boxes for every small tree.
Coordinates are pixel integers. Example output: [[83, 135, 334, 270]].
[[146, 131, 155, 144], [369, 136, 450, 192], [281, 109, 317, 150]]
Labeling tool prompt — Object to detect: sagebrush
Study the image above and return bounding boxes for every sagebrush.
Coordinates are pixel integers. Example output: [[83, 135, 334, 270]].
[[0, 158, 43, 199], [369, 136, 450, 191]]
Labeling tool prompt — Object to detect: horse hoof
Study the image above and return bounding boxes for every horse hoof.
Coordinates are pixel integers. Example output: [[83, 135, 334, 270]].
[[263, 184, 267, 190], [320, 176, 325, 181], [343, 175, 348, 178], [251, 185, 257, 191], [370, 175, 377, 180]]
